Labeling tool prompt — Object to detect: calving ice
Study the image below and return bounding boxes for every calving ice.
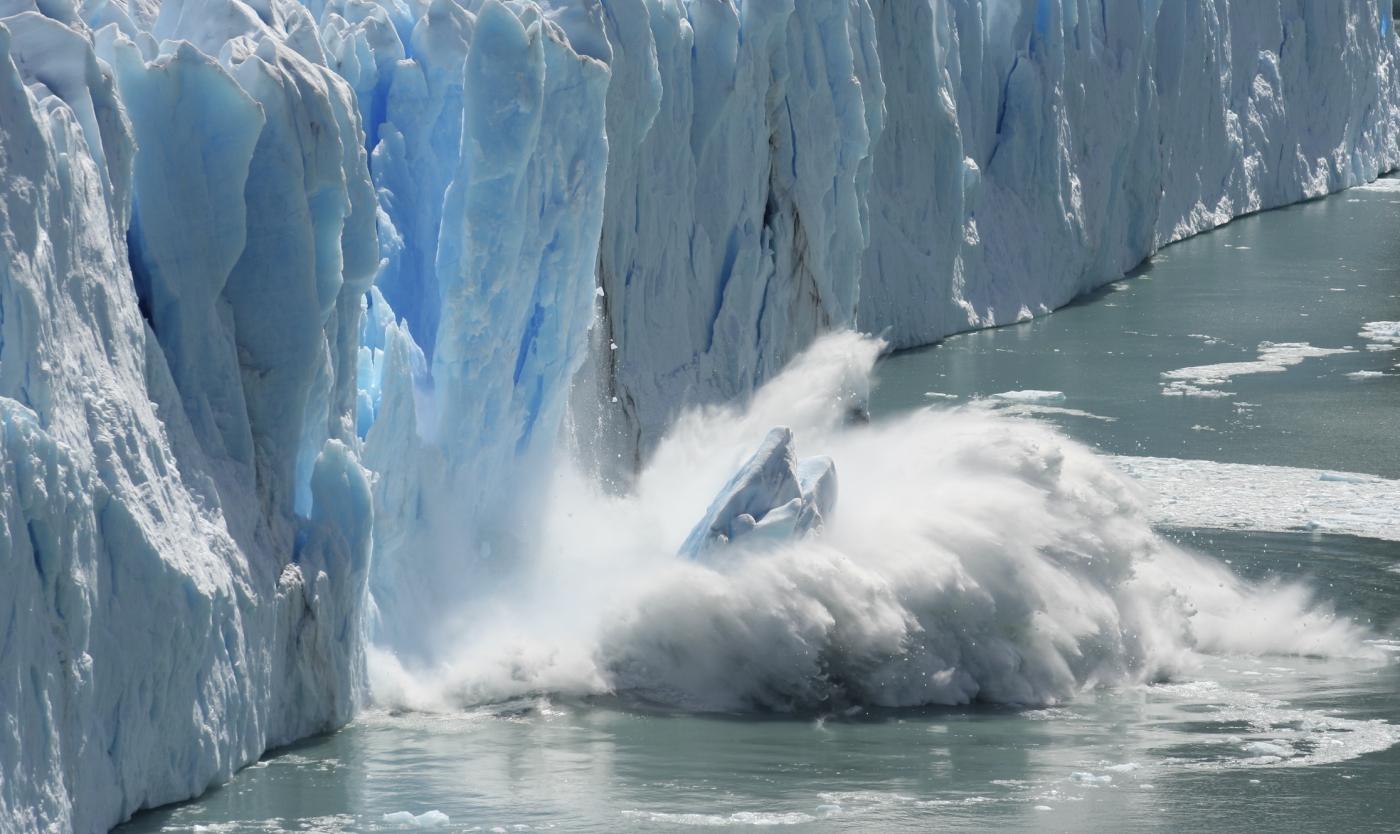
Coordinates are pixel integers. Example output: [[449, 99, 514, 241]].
[[1, 0, 1398, 832], [370, 332, 1380, 714]]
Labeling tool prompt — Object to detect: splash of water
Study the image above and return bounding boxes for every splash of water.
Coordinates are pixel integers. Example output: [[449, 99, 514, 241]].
[[370, 332, 1374, 713]]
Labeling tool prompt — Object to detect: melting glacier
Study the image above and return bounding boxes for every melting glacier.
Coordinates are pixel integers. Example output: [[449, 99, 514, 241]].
[[1, 0, 1399, 831]]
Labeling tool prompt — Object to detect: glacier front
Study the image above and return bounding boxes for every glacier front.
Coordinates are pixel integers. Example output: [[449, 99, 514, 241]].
[[0, 5, 376, 831], [576, 0, 1400, 468], [1, 0, 1399, 831]]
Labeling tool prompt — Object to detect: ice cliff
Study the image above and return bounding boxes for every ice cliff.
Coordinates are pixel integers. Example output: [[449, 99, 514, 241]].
[[0, 3, 375, 831], [578, 0, 1400, 466], [1, 0, 1398, 831]]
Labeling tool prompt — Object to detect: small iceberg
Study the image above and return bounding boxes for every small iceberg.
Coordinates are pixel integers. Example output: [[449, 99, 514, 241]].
[[679, 427, 837, 559], [382, 810, 450, 829]]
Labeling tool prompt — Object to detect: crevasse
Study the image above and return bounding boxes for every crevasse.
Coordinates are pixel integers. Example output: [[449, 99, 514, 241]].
[[0, 0, 1397, 831]]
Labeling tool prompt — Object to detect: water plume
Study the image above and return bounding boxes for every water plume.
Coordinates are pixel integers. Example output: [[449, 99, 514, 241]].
[[370, 332, 1375, 713]]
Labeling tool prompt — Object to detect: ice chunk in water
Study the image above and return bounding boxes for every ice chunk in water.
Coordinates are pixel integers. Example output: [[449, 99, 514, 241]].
[[679, 428, 838, 559], [382, 810, 450, 829]]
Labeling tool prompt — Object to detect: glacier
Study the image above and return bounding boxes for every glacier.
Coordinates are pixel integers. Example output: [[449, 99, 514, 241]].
[[0, 4, 376, 832], [577, 0, 1400, 467], [1, 0, 1398, 831]]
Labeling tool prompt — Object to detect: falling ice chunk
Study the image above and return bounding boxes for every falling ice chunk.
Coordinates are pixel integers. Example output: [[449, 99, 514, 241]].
[[678, 427, 838, 560]]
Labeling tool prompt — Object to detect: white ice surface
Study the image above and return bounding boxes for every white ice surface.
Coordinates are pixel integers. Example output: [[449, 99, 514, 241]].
[[1161, 342, 1355, 396], [1152, 679, 1400, 769], [1112, 457, 1400, 542], [1361, 321, 1400, 348]]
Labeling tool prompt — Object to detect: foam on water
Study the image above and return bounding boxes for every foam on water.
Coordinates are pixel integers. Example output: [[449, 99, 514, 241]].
[[1351, 178, 1400, 192], [371, 333, 1380, 714], [1150, 680, 1400, 770], [621, 810, 820, 827], [967, 399, 1118, 423], [185, 817, 357, 834], [627, 792, 1011, 829]]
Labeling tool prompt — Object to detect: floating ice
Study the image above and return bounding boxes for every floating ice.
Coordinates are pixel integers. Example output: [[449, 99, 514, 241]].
[[973, 402, 1117, 423], [1113, 457, 1400, 542], [989, 390, 1067, 404], [1162, 342, 1354, 395], [1242, 740, 1295, 759], [967, 391, 1113, 422], [1360, 321, 1400, 349], [382, 810, 450, 829], [1162, 384, 1237, 399]]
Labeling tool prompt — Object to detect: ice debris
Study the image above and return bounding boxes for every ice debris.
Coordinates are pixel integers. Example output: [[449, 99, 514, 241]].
[[679, 428, 838, 559]]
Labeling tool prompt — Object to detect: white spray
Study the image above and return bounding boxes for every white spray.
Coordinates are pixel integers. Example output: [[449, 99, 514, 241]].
[[370, 332, 1373, 713]]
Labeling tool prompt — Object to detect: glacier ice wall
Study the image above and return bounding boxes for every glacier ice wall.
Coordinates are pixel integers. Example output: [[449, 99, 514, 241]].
[[576, 0, 1400, 467], [329, 0, 611, 656], [0, 4, 375, 832], [569, 0, 884, 471], [861, 0, 1400, 348]]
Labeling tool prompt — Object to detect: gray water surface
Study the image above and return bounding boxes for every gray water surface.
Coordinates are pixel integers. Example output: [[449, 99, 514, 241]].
[[119, 184, 1400, 833]]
